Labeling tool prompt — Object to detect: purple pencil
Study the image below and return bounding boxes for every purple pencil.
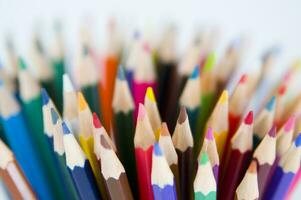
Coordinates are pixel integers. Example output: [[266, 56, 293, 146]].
[[151, 142, 177, 200], [263, 133, 301, 200]]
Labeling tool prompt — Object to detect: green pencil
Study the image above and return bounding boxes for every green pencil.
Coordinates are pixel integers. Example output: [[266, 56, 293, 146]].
[[112, 66, 138, 198], [18, 61, 65, 199]]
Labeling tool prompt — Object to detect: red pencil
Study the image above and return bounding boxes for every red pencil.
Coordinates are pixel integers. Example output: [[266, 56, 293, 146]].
[[219, 111, 254, 200], [134, 104, 155, 200]]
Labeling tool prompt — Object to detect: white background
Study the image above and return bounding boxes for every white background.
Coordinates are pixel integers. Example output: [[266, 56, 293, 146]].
[[0, 0, 300, 198]]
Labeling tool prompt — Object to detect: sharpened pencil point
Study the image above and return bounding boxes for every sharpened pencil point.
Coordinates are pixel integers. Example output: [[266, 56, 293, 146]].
[[244, 111, 253, 125], [178, 106, 187, 124], [92, 112, 102, 128], [248, 160, 257, 173], [218, 90, 228, 104], [117, 65, 126, 80], [190, 65, 200, 79], [51, 108, 59, 124], [137, 103, 146, 120], [284, 116, 296, 132], [100, 135, 111, 150], [153, 142, 163, 156], [41, 88, 50, 105], [161, 123, 170, 136], [62, 122, 71, 135], [278, 84, 287, 96], [63, 74, 75, 92], [203, 52, 216, 72], [265, 96, 276, 111], [78, 92, 88, 111], [146, 87, 156, 103], [18, 57, 27, 70], [199, 152, 209, 165], [295, 134, 301, 147], [239, 74, 248, 84], [268, 125, 277, 137], [205, 127, 214, 141]]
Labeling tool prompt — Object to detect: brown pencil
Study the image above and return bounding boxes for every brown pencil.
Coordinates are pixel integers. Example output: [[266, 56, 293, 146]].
[[0, 139, 37, 200]]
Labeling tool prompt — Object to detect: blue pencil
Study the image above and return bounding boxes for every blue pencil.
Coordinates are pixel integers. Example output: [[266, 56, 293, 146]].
[[263, 133, 301, 200], [151, 142, 177, 200], [62, 121, 101, 200], [0, 82, 54, 200]]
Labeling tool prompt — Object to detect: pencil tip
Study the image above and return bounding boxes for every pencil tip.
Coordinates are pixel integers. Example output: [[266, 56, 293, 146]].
[[146, 87, 156, 103], [153, 142, 163, 156], [78, 92, 88, 111], [92, 112, 102, 128], [244, 111, 253, 125], [63, 74, 75, 92], [203, 52, 216, 72], [178, 106, 187, 124], [284, 115, 296, 132], [18, 57, 27, 70], [205, 127, 214, 141], [190, 65, 200, 79], [218, 90, 228, 104], [62, 122, 71, 135], [100, 135, 111, 150], [50, 108, 59, 124], [248, 160, 257, 173], [161, 122, 170, 136], [199, 152, 209, 165], [278, 84, 287, 96], [117, 65, 126, 80], [268, 125, 277, 137], [41, 88, 50, 105], [137, 103, 146, 120], [295, 134, 301, 147], [239, 74, 248, 84], [265, 96, 276, 111]]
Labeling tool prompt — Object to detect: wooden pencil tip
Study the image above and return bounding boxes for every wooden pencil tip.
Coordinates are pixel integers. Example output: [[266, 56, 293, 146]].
[[278, 84, 287, 96], [284, 115, 296, 132], [295, 134, 301, 147], [161, 122, 170, 136], [50, 108, 59, 124], [190, 65, 200, 79], [100, 135, 111, 150], [145, 87, 156, 103], [62, 122, 71, 135], [92, 112, 102, 128], [63, 74, 75, 92], [268, 125, 277, 137], [153, 142, 163, 156], [265, 96, 276, 111], [41, 88, 50, 105], [18, 57, 27, 70], [248, 160, 257, 173], [137, 103, 146, 120], [199, 152, 209, 165], [239, 74, 248, 84], [117, 65, 126, 80], [78, 92, 88, 111], [244, 111, 253, 125], [218, 90, 228, 104], [205, 127, 214, 141], [177, 106, 187, 124]]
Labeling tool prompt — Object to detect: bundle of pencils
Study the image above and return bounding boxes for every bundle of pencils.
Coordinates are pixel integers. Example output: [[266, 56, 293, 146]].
[[1, 21, 301, 200]]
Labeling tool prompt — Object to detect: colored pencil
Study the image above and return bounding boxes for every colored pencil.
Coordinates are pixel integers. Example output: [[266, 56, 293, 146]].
[[0, 64, 16, 94], [78, 92, 106, 198], [194, 152, 217, 200], [0, 82, 54, 199], [253, 125, 277, 199], [49, 21, 65, 112], [0, 139, 37, 200], [195, 52, 217, 139], [172, 106, 194, 200], [62, 121, 101, 200], [205, 90, 229, 159], [96, 132, 133, 200], [253, 96, 276, 149], [4, 36, 18, 83], [76, 46, 102, 119], [200, 127, 219, 182], [228, 74, 249, 145], [101, 20, 121, 130], [63, 73, 80, 138], [47, 107, 80, 200], [263, 133, 301, 200], [112, 65, 138, 196], [134, 103, 155, 200], [235, 160, 259, 200], [159, 122, 180, 198], [180, 65, 201, 137], [19, 60, 66, 199], [219, 111, 254, 200], [151, 142, 177, 200], [133, 43, 157, 119], [144, 86, 162, 139], [274, 84, 288, 127]]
